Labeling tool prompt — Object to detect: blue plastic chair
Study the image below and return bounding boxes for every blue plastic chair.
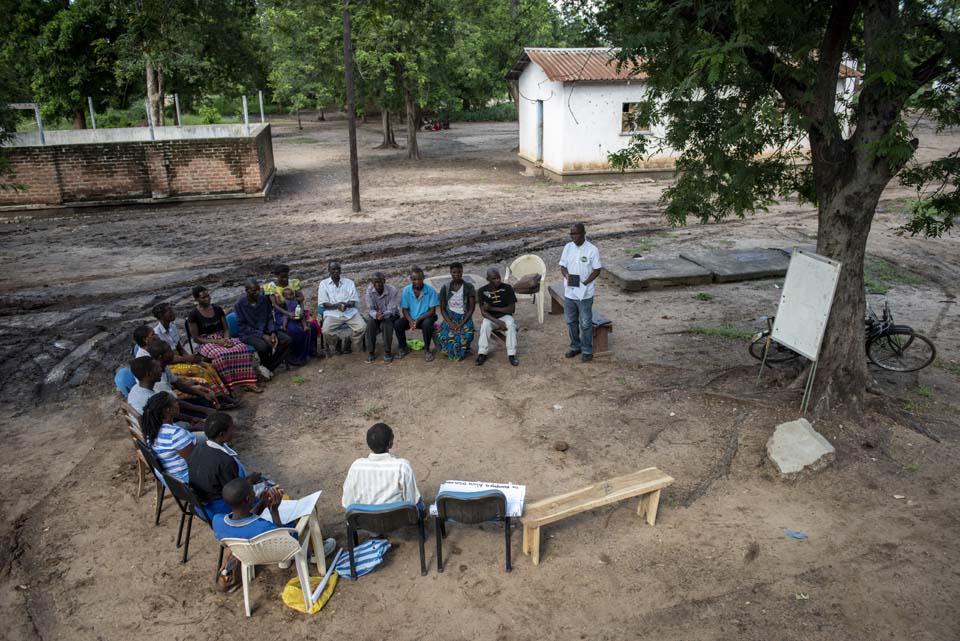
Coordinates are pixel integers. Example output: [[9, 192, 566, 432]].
[[225, 312, 240, 338], [346, 501, 426, 577], [114, 367, 137, 398], [434, 489, 511, 572]]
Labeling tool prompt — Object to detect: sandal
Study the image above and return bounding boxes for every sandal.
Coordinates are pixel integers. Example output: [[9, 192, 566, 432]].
[[244, 384, 264, 394]]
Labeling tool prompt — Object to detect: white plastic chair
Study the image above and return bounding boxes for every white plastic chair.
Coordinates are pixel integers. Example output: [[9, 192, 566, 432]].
[[221, 508, 327, 616], [505, 254, 547, 324]]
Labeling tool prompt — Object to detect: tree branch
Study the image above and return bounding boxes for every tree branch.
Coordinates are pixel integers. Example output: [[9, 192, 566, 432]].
[[911, 49, 946, 86], [814, 0, 860, 120]]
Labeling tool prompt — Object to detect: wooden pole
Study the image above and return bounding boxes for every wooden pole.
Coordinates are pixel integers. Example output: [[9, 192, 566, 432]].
[[342, 0, 361, 212]]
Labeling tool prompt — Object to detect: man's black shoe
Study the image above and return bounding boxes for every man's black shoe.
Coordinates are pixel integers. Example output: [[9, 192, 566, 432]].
[[475, 354, 487, 366], [509, 355, 519, 367], [565, 350, 581, 359], [581, 353, 593, 363], [343, 338, 353, 354]]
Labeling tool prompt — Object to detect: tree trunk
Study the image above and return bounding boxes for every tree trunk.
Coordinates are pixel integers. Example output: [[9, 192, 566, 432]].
[[296, 108, 302, 130], [145, 62, 162, 128], [72, 109, 86, 129], [405, 91, 420, 160], [374, 109, 401, 149], [318, 109, 325, 121], [156, 68, 165, 126]]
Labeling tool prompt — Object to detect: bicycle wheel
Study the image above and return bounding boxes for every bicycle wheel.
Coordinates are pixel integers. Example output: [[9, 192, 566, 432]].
[[749, 335, 800, 365], [867, 329, 936, 372]]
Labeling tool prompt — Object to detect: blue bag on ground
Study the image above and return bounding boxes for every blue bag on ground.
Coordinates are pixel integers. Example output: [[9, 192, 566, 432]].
[[334, 539, 391, 579]]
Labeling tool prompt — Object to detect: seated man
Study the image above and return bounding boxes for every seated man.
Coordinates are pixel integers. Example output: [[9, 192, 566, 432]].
[[211, 477, 336, 555], [188, 411, 263, 517], [234, 278, 291, 372], [364, 272, 401, 363], [126, 355, 205, 428], [318, 260, 366, 355], [396, 267, 439, 362], [476, 267, 519, 367], [342, 423, 422, 512]]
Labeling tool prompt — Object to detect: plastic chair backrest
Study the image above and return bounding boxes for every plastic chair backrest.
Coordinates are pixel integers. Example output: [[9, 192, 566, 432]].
[[436, 490, 507, 524], [507, 254, 547, 281], [346, 501, 420, 532], [162, 472, 214, 524], [114, 368, 137, 398], [221, 528, 300, 565], [226, 312, 239, 338], [119, 401, 145, 439]]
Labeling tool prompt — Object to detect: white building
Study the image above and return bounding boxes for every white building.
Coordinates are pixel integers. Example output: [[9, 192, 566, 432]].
[[506, 47, 860, 182]]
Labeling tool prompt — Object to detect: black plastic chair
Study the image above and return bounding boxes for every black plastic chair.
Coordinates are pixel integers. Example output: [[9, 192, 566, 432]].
[[133, 439, 167, 526], [345, 502, 426, 578], [434, 490, 511, 572], [160, 472, 225, 577], [183, 318, 195, 354]]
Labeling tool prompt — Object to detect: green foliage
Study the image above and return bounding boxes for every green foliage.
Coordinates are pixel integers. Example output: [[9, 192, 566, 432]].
[[197, 103, 223, 124], [452, 102, 518, 122], [898, 152, 960, 237], [863, 256, 927, 294], [693, 293, 714, 302]]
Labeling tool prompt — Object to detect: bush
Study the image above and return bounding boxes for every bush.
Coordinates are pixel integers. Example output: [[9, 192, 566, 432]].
[[198, 104, 222, 124], [452, 102, 517, 122], [96, 103, 146, 129]]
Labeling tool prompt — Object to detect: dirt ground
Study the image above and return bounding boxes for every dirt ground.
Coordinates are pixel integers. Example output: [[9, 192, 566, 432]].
[[1, 115, 958, 641]]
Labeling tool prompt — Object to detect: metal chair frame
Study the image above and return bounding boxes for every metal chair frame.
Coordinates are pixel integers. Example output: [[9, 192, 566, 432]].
[[345, 502, 426, 578], [434, 490, 512, 573]]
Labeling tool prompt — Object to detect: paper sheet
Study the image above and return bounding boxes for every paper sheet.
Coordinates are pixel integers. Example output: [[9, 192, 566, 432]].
[[429, 480, 525, 517], [259, 490, 322, 524]]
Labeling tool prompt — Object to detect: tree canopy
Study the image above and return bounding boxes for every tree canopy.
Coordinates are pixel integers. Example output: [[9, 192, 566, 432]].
[[587, 0, 959, 415]]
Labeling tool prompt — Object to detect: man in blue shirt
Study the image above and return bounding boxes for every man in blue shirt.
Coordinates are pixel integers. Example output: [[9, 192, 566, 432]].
[[234, 278, 291, 372], [396, 267, 440, 362]]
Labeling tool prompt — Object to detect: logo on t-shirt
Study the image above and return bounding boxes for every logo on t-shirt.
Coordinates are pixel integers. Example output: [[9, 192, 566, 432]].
[[580, 255, 589, 263]]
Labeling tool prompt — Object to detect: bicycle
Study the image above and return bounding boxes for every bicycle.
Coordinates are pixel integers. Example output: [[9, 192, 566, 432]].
[[748, 299, 936, 372]]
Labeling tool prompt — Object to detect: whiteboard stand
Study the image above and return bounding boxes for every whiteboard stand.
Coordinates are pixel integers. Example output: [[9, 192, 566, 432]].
[[756, 250, 842, 414]]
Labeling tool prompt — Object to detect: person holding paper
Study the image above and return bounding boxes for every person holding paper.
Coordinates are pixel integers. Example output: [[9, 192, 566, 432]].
[[342, 423, 423, 513], [188, 412, 268, 517], [559, 222, 602, 362]]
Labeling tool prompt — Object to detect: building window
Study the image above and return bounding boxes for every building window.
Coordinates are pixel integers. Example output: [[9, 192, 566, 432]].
[[621, 102, 650, 134]]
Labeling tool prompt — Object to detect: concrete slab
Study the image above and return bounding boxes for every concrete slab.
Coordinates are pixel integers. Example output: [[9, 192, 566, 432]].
[[679, 248, 790, 283], [766, 418, 835, 476], [604, 258, 713, 291], [773, 244, 817, 258]]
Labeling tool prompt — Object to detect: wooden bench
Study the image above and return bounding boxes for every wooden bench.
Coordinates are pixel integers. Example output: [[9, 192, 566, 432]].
[[520, 467, 674, 565], [547, 283, 613, 357]]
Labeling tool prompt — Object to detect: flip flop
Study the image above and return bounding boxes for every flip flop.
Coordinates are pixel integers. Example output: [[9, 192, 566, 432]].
[[425, 352, 436, 362]]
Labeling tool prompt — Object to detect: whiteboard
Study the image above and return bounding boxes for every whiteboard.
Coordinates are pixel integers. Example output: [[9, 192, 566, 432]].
[[770, 250, 842, 361]]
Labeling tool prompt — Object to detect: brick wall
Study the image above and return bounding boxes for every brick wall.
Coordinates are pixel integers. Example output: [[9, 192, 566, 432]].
[[0, 125, 275, 208]]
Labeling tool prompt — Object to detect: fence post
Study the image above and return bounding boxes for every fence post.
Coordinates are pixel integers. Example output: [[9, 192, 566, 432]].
[[144, 98, 155, 140], [87, 97, 97, 130], [242, 95, 250, 134], [33, 105, 45, 145], [174, 94, 181, 127], [258, 90, 265, 123]]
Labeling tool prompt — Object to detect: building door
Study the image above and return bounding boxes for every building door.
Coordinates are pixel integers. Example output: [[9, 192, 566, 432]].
[[536, 100, 543, 162]]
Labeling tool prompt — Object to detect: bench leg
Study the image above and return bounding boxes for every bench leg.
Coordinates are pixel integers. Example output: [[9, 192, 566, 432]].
[[638, 489, 662, 526], [531, 527, 541, 565], [593, 325, 610, 354], [549, 296, 563, 315], [522, 525, 530, 556]]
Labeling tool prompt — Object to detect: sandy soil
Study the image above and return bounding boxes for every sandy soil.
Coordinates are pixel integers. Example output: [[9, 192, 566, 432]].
[[1, 116, 958, 641]]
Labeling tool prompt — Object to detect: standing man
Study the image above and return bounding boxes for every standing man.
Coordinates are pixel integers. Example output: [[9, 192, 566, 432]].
[[318, 260, 366, 354], [559, 222, 602, 362], [365, 272, 401, 363], [235, 278, 292, 372], [476, 267, 519, 367]]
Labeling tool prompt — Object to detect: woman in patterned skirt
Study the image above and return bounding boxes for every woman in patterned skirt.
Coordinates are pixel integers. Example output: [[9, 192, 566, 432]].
[[436, 262, 477, 361], [187, 286, 263, 393]]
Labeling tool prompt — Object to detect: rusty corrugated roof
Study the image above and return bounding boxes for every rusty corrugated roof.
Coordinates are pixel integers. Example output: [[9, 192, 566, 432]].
[[506, 48, 643, 82]]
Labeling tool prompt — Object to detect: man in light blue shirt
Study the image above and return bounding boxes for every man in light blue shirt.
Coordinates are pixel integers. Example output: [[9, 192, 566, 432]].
[[396, 267, 439, 362]]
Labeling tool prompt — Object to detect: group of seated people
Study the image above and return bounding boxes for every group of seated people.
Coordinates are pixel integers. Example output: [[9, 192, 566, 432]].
[[320, 260, 521, 366]]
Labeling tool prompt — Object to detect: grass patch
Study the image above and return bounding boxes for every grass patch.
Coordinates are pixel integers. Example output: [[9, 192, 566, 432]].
[[903, 462, 921, 473], [748, 279, 783, 290], [362, 403, 386, 419], [863, 256, 927, 294], [693, 292, 714, 302], [283, 136, 319, 145], [292, 375, 306, 385], [615, 376, 627, 385], [936, 360, 960, 377], [562, 182, 591, 191], [627, 237, 659, 255], [913, 384, 933, 398], [688, 325, 754, 340]]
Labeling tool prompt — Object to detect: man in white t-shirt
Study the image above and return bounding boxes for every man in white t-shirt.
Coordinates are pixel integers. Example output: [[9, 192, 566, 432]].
[[558, 222, 602, 362], [318, 260, 367, 354]]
